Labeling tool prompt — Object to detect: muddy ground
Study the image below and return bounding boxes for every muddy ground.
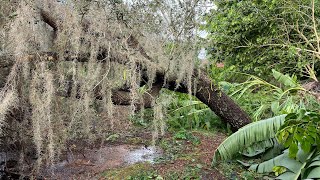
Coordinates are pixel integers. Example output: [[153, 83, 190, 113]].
[[1, 106, 229, 179], [39, 131, 227, 179]]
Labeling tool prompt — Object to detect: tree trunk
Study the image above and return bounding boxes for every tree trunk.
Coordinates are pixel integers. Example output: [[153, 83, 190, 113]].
[[150, 70, 251, 131], [194, 73, 250, 130]]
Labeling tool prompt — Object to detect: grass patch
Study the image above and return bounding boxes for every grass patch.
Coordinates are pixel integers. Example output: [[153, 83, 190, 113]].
[[100, 163, 153, 179]]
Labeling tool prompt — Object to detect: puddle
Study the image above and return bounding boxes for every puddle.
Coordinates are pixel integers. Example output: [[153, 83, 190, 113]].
[[43, 145, 162, 179], [125, 146, 161, 164]]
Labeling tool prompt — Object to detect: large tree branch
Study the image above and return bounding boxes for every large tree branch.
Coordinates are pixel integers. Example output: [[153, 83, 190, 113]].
[[0, 50, 251, 131], [151, 70, 251, 131], [0, 8, 252, 131]]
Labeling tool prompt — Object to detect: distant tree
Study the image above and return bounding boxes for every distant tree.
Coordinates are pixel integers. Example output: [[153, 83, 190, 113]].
[[204, 0, 320, 78]]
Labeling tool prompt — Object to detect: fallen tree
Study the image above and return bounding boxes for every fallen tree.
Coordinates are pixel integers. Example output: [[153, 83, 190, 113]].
[[0, 2, 251, 131], [0, 49, 251, 131], [0, 1, 251, 173]]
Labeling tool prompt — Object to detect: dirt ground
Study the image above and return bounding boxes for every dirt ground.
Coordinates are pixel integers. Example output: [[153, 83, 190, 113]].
[[1, 105, 229, 180], [154, 131, 227, 180], [38, 130, 227, 179]]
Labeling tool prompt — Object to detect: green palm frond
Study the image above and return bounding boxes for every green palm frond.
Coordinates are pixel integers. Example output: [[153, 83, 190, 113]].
[[212, 115, 286, 165], [272, 69, 299, 89], [249, 148, 320, 180]]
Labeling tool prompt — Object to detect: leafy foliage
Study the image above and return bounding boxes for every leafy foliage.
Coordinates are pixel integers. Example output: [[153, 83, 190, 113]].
[[131, 90, 228, 136], [249, 148, 320, 180], [215, 110, 320, 179], [204, 0, 320, 76], [130, 109, 154, 128], [165, 91, 227, 132], [173, 129, 200, 145], [220, 70, 318, 121], [277, 110, 320, 158], [212, 115, 286, 164]]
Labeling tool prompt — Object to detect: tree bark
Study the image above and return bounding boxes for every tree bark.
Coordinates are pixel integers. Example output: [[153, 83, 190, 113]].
[[194, 73, 250, 130], [111, 83, 162, 108], [149, 70, 251, 131]]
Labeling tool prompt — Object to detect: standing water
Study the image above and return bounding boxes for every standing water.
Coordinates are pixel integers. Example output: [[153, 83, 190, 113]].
[[43, 145, 162, 179]]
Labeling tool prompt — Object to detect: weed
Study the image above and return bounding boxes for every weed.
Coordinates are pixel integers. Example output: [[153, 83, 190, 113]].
[[173, 130, 201, 145], [130, 109, 154, 128], [105, 133, 120, 142], [101, 163, 152, 179], [164, 90, 228, 132], [218, 161, 263, 180], [127, 171, 163, 180]]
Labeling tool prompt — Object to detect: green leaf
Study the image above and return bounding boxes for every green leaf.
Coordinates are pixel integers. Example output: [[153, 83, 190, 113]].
[[212, 115, 286, 164], [301, 141, 312, 153], [278, 130, 289, 143], [249, 152, 302, 174], [288, 142, 298, 158], [311, 154, 320, 162], [276, 172, 296, 180], [242, 138, 280, 157], [106, 134, 120, 142], [308, 161, 320, 167], [306, 167, 320, 179], [262, 141, 285, 160], [296, 148, 310, 163], [273, 166, 287, 176], [272, 69, 298, 88], [242, 148, 265, 157], [271, 101, 280, 114], [237, 160, 251, 167]]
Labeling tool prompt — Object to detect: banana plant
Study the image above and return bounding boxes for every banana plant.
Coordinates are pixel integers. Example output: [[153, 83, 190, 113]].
[[248, 148, 320, 180], [222, 70, 318, 121], [164, 91, 222, 131], [214, 110, 320, 179], [212, 115, 287, 165], [250, 110, 320, 179]]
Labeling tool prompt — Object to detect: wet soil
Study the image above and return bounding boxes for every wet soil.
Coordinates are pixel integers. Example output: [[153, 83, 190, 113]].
[[1, 131, 227, 180], [42, 145, 162, 179], [1, 104, 229, 179]]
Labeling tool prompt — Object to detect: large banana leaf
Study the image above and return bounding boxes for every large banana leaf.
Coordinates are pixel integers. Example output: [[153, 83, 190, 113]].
[[241, 139, 274, 157], [240, 138, 285, 161], [272, 69, 299, 89], [305, 153, 320, 179], [212, 115, 286, 165], [249, 149, 320, 180]]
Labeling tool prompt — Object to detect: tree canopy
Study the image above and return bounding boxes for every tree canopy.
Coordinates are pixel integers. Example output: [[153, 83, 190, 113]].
[[204, 0, 320, 77]]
